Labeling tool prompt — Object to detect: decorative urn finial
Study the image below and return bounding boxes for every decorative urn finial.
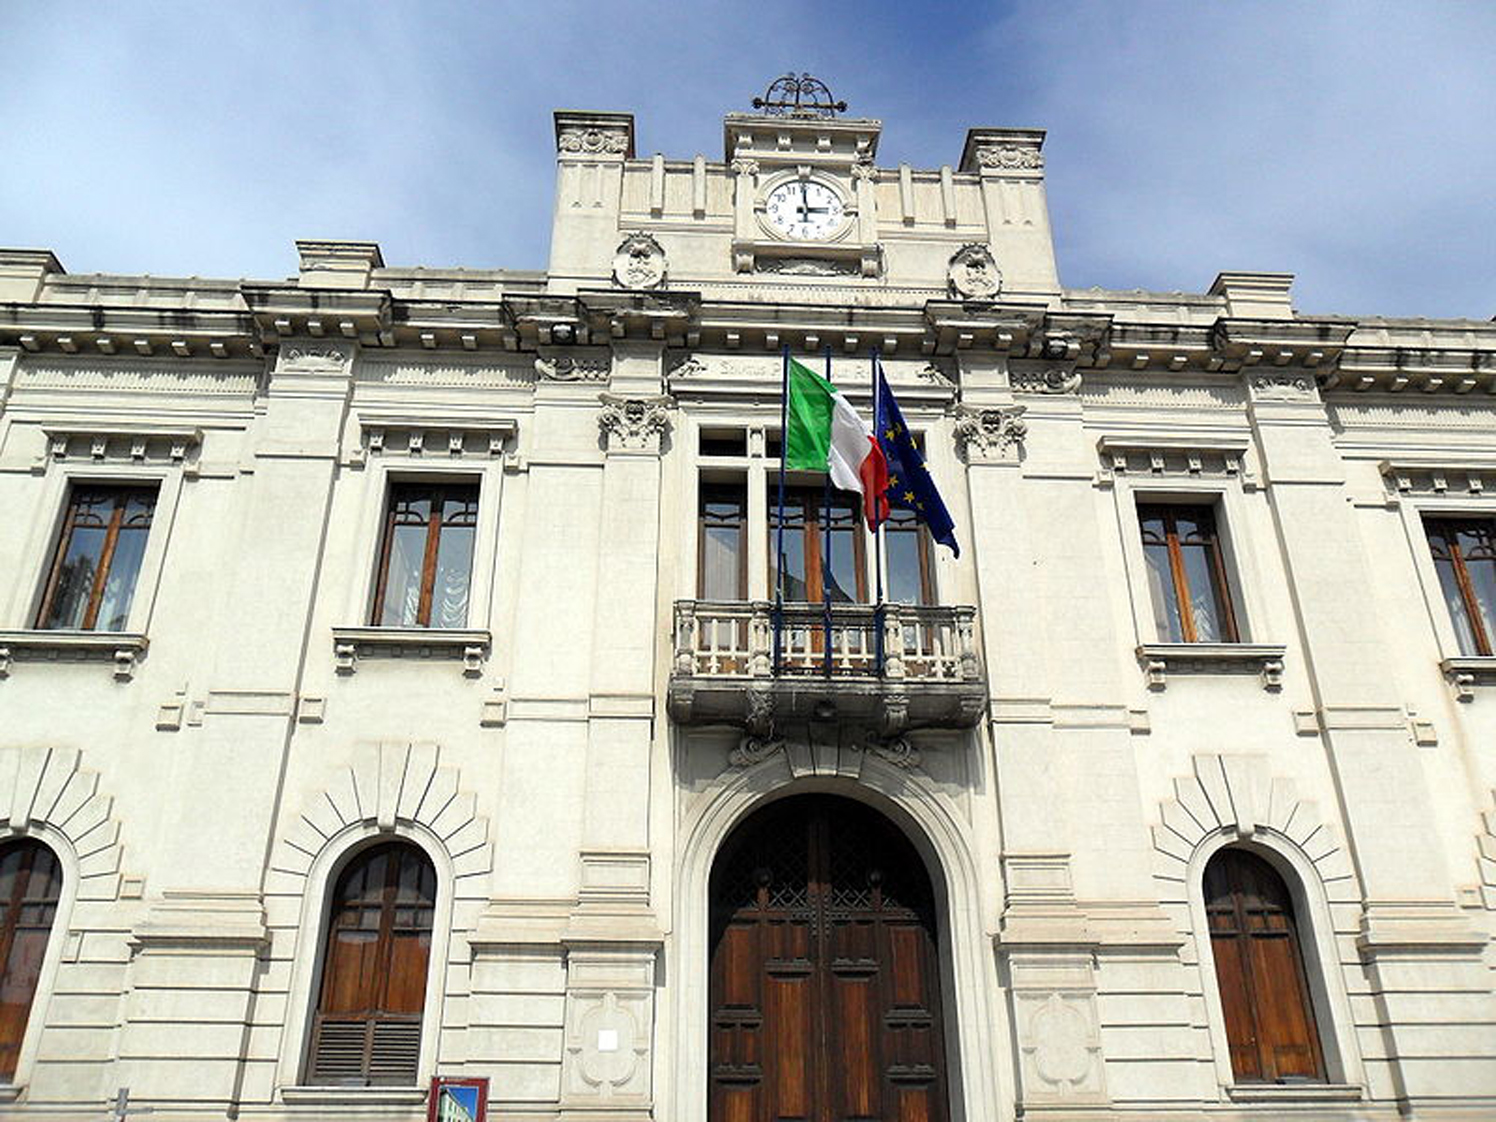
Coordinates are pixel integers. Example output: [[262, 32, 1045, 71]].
[[752, 73, 847, 118]]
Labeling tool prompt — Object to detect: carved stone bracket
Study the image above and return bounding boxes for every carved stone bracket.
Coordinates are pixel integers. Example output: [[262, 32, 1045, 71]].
[[598, 393, 672, 453], [952, 403, 1027, 462], [0, 630, 148, 680], [1442, 657, 1496, 702], [331, 627, 490, 676], [1137, 643, 1286, 691]]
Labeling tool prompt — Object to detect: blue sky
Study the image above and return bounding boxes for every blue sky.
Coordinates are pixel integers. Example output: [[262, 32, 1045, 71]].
[[3, 1, 1493, 317]]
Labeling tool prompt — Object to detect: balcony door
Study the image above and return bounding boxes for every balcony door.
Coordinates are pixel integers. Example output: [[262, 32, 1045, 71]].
[[770, 487, 867, 604], [709, 795, 950, 1122]]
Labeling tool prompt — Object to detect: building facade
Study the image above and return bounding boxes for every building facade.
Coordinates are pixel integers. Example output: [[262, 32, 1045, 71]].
[[1, 81, 1495, 1121]]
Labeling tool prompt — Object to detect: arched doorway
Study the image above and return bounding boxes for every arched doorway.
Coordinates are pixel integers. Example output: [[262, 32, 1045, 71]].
[[708, 794, 950, 1122]]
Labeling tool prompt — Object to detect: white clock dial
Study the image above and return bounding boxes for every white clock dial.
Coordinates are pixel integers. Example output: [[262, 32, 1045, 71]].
[[764, 180, 845, 240]]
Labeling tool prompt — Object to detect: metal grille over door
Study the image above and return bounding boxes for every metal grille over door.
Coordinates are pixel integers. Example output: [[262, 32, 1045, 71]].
[[708, 795, 950, 1122]]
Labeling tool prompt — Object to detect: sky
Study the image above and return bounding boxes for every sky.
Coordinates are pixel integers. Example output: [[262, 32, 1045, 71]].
[[2, 0, 1493, 319]]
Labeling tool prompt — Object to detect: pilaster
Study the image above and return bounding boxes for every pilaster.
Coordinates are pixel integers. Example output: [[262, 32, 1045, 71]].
[[1244, 367, 1494, 1100], [550, 111, 636, 290], [958, 129, 1060, 293]]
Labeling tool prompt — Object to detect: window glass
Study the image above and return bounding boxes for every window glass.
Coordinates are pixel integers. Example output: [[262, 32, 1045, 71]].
[[38, 485, 158, 631], [769, 487, 864, 603], [1136, 503, 1237, 643], [1424, 518, 1496, 655], [0, 841, 62, 1080], [886, 510, 932, 606], [373, 483, 478, 628], [699, 484, 746, 600]]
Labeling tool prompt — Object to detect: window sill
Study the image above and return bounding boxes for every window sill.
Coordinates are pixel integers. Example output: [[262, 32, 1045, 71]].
[[0, 1084, 21, 1103], [1137, 642, 1285, 691], [1226, 1082, 1362, 1103], [332, 626, 491, 676], [280, 1085, 427, 1106], [0, 629, 149, 680], [1441, 656, 1496, 701]]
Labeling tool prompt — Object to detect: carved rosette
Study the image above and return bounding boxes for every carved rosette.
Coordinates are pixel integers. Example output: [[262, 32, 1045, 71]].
[[952, 403, 1027, 462], [535, 354, 609, 382], [1011, 367, 1083, 394], [558, 127, 629, 155], [612, 232, 667, 290], [1248, 373, 1320, 403], [598, 393, 672, 453], [947, 244, 1002, 300], [976, 144, 1044, 171]]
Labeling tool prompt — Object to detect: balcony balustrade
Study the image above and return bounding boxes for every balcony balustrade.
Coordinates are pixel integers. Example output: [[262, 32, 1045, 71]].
[[667, 599, 987, 734]]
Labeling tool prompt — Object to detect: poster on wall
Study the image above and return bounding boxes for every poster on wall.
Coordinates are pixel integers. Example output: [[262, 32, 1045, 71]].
[[428, 1077, 489, 1122]]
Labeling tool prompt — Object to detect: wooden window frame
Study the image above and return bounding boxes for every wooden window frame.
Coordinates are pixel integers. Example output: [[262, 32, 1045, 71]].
[[1423, 515, 1496, 656], [307, 841, 435, 1087], [34, 484, 158, 631], [1138, 502, 1240, 643], [370, 481, 480, 629], [884, 508, 936, 606]]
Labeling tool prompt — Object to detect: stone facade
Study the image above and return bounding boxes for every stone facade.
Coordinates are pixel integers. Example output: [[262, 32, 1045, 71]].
[[0, 93, 1494, 1122]]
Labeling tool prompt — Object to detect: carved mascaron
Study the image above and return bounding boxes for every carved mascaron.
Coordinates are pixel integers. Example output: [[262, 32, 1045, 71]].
[[612, 232, 668, 290], [948, 244, 1002, 300]]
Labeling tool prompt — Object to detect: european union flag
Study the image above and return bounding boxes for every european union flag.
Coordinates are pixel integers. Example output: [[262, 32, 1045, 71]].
[[874, 362, 960, 557]]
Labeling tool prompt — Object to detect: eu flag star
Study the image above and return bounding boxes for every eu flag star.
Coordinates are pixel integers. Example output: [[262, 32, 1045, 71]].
[[903, 490, 915, 502]]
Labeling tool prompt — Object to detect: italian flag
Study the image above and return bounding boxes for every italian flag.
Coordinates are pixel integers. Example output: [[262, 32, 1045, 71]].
[[784, 358, 889, 527]]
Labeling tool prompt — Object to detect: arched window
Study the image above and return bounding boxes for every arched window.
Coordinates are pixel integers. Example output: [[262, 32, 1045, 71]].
[[1204, 848, 1325, 1083], [307, 842, 435, 1086], [0, 840, 63, 1081]]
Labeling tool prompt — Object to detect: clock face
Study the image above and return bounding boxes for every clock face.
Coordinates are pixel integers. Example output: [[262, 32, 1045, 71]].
[[764, 180, 845, 240]]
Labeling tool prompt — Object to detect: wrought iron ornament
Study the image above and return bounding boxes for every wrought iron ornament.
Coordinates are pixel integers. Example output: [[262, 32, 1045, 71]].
[[753, 73, 847, 118]]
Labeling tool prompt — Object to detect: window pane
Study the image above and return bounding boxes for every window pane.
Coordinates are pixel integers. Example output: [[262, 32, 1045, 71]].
[[1432, 553, 1480, 654], [95, 526, 149, 631], [702, 525, 742, 600], [1143, 541, 1183, 642], [42, 525, 104, 629], [886, 529, 926, 605], [1457, 525, 1496, 650], [379, 524, 428, 627], [1181, 544, 1227, 641], [431, 524, 474, 628], [770, 494, 809, 601]]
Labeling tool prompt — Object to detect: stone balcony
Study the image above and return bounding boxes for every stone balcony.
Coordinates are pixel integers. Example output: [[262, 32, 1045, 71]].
[[667, 600, 988, 735]]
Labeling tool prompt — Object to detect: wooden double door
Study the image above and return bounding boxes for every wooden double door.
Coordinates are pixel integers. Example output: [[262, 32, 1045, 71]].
[[709, 796, 950, 1122]]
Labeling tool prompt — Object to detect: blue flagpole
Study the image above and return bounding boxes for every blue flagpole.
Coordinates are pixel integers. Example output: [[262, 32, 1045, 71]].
[[873, 350, 885, 678], [822, 347, 836, 680], [775, 344, 788, 677]]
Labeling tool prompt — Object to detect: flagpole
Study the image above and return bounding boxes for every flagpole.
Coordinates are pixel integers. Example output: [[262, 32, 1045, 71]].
[[774, 344, 788, 677], [822, 345, 834, 681], [872, 349, 885, 679]]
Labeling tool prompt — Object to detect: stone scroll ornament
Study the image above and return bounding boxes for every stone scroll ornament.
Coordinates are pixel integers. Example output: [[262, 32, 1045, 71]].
[[947, 244, 1002, 300], [612, 232, 667, 289]]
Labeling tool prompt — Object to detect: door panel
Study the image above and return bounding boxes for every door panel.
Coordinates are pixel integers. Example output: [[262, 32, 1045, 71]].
[[709, 795, 950, 1122]]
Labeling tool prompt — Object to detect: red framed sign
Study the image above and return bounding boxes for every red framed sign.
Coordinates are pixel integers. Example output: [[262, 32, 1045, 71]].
[[428, 1076, 489, 1122]]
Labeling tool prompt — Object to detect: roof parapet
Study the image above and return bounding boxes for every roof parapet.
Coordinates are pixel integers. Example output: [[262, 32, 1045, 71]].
[[1210, 271, 1294, 320], [296, 240, 384, 290], [0, 248, 65, 303]]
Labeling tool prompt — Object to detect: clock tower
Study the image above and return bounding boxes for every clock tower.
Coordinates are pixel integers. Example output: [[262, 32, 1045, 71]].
[[547, 73, 1062, 301]]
